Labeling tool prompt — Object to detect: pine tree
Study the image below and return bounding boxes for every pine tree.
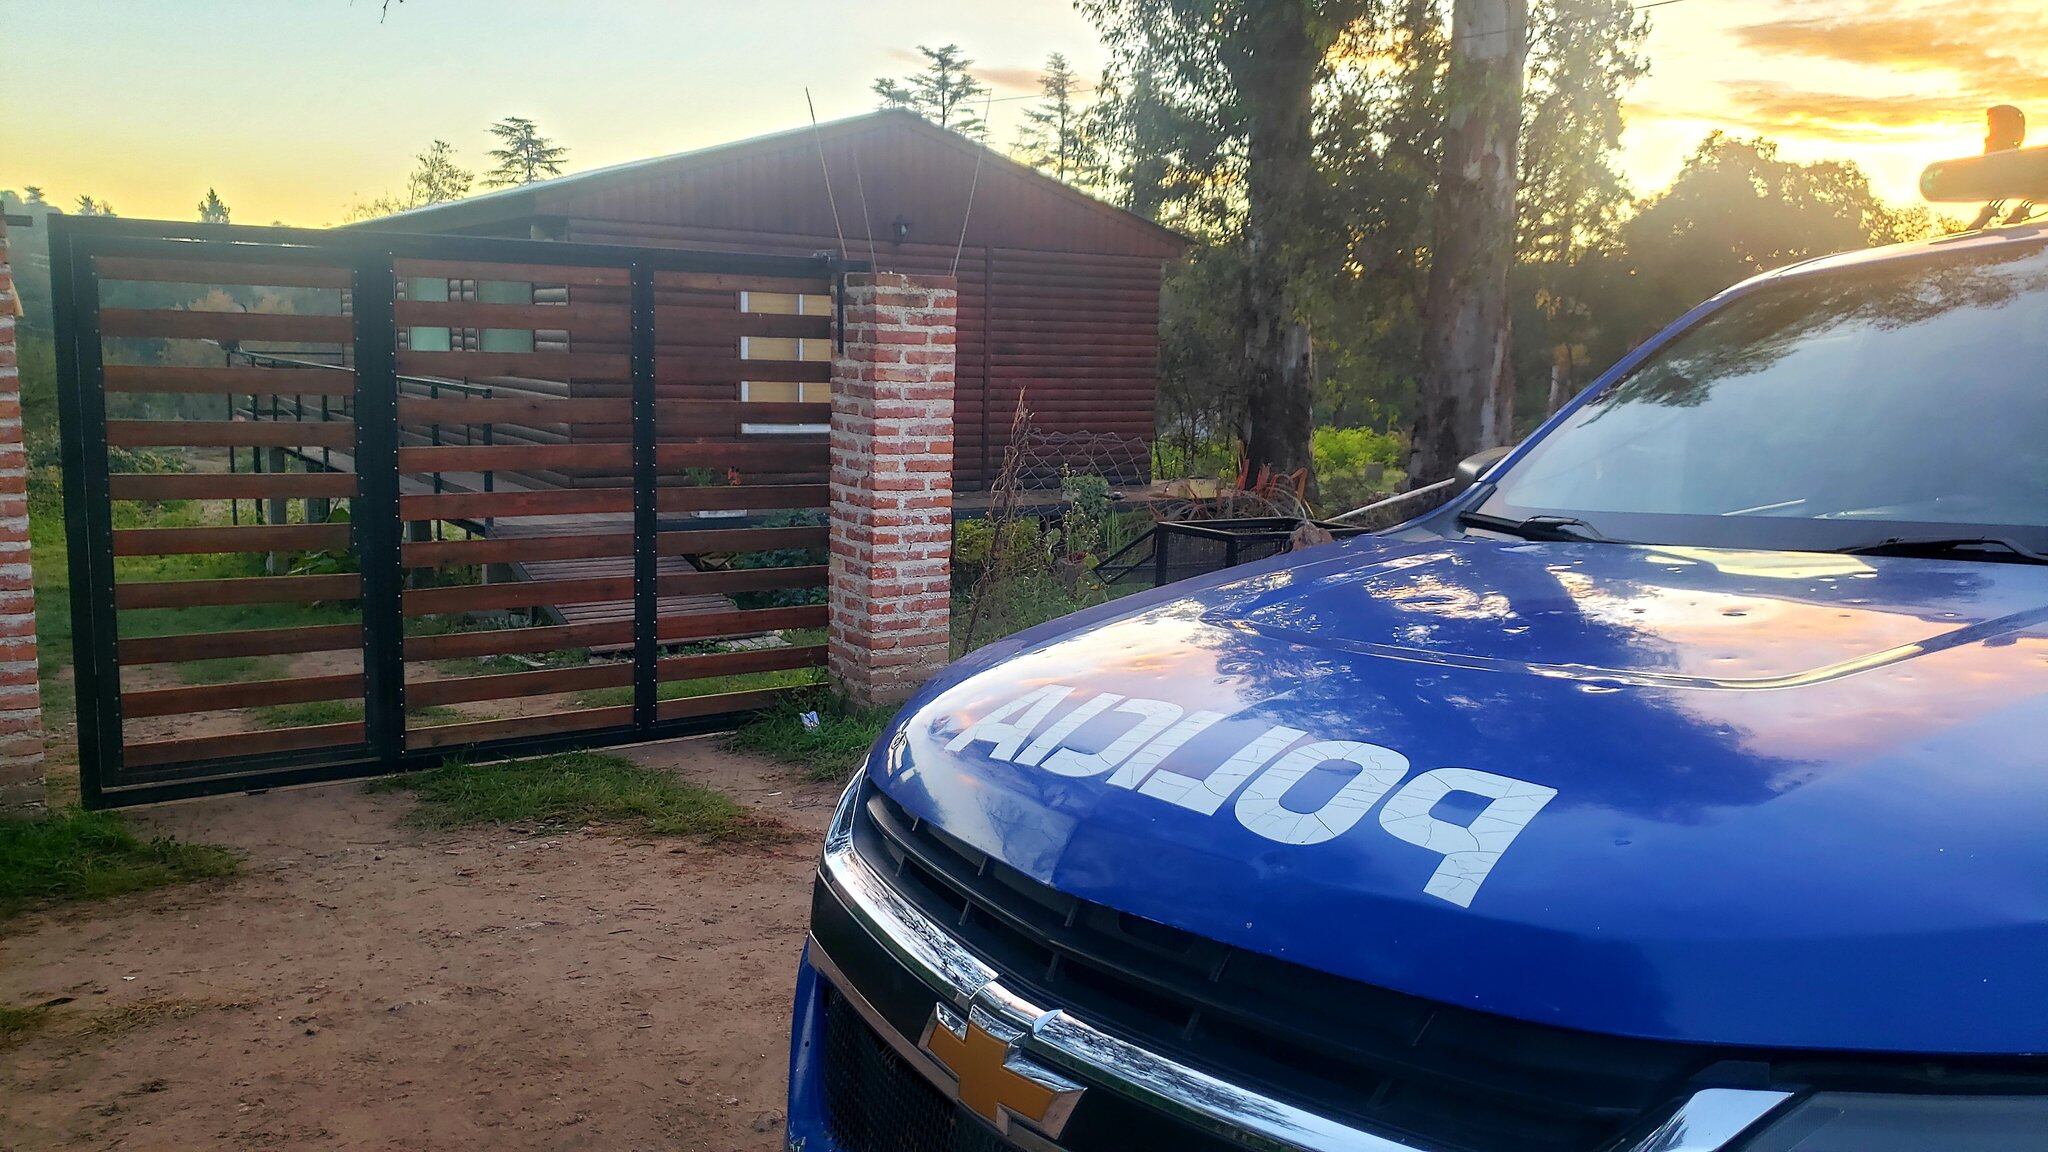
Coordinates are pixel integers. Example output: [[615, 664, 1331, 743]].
[[74, 196, 115, 217], [872, 44, 990, 137], [407, 140, 474, 205], [197, 188, 232, 224], [483, 118, 569, 187], [22, 186, 45, 205], [1016, 53, 1101, 185]]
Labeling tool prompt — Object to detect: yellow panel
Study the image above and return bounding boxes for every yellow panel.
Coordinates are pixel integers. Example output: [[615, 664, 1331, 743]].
[[742, 336, 799, 361], [739, 291, 834, 316], [741, 380, 804, 403], [741, 336, 835, 362]]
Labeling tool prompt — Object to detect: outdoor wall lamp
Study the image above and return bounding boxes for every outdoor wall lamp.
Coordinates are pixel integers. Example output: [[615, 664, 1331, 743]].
[[892, 215, 913, 244]]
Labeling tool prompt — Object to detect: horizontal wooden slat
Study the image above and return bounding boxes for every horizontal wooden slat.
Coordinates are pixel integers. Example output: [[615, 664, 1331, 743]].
[[405, 708, 632, 749], [656, 484, 827, 513], [656, 604, 826, 641], [656, 358, 829, 385], [402, 533, 634, 568], [394, 301, 627, 334], [403, 604, 821, 662], [107, 419, 354, 449], [109, 472, 357, 501], [660, 565, 826, 597], [394, 259, 630, 287], [118, 574, 361, 609], [654, 686, 801, 721], [396, 351, 629, 379], [401, 444, 633, 472], [397, 565, 824, 611], [405, 664, 631, 707], [401, 487, 632, 520], [652, 272, 830, 293], [100, 309, 352, 343], [113, 524, 351, 556], [122, 673, 364, 718], [657, 526, 826, 555], [655, 402, 830, 433], [659, 644, 826, 682], [405, 620, 634, 661], [124, 723, 366, 767], [95, 257, 352, 289], [120, 623, 364, 664], [403, 576, 634, 615], [656, 442, 826, 471], [397, 397, 632, 425], [651, 310, 830, 339], [101, 365, 356, 397]]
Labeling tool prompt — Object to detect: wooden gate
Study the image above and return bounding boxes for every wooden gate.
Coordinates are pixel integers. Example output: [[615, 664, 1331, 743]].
[[51, 216, 853, 807]]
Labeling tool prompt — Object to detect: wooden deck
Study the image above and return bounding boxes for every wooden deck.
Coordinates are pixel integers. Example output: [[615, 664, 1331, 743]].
[[490, 513, 735, 650]]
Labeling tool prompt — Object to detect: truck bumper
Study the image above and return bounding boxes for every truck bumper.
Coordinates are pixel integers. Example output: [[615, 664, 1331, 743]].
[[784, 945, 838, 1152]]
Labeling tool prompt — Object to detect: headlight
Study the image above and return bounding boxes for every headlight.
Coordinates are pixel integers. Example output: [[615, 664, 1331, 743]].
[[1739, 1092, 2048, 1151]]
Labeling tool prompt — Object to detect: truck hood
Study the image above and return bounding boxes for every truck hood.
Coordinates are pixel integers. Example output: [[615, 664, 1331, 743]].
[[870, 536, 2048, 1054]]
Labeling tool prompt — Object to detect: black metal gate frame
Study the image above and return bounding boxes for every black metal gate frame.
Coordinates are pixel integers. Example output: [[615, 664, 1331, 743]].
[[51, 215, 861, 809]]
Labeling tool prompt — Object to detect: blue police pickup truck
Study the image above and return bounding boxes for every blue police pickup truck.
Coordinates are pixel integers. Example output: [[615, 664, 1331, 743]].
[[786, 149, 2048, 1152]]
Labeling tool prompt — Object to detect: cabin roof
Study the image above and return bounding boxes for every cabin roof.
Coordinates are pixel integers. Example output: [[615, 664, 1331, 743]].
[[353, 109, 1189, 259]]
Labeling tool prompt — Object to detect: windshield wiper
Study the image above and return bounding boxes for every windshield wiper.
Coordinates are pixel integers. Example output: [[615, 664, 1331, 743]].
[[1457, 511, 1628, 544], [1836, 535, 2048, 564]]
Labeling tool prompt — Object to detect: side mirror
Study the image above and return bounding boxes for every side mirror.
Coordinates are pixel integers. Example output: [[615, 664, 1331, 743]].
[[1456, 445, 1514, 487]]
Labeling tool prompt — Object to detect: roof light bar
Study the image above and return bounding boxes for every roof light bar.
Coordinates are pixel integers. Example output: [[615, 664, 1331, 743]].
[[1920, 145, 2048, 204]]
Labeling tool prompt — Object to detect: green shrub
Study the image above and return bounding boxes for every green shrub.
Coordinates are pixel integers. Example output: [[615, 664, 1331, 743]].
[[726, 689, 895, 781], [0, 809, 238, 918], [728, 509, 829, 609], [371, 752, 778, 841], [1313, 426, 1406, 514], [953, 516, 1046, 590]]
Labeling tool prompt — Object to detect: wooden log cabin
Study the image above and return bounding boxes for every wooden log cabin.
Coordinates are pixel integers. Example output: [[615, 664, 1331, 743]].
[[359, 108, 1190, 491]]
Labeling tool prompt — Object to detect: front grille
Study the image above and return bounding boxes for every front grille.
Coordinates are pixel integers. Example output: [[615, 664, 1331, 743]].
[[851, 782, 1706, 1152], [821, 985, 1017, 1152]]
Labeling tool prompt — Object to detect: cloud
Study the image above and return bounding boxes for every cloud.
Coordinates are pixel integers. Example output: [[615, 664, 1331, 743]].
[[976, 65, 1048, 95], [1705, 2, 2048, 141], [1717, 83, 1982, 133], [1729, 2, 2048, 103]]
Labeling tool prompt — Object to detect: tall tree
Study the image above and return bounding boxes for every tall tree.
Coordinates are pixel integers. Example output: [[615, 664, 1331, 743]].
[[872, 44, 990, 136], [74, 196, 115, 217], [1016, 53, 1100, 185], [1578, 133, 1939, 372], [22, 186, 45, 205], [1084, 1, 1372, 494], [1515, 0, 1647, 415], [406, 140, 474, 205], [483, 117, 569, 187], [196, 188, 232, 224], [1410, 0, 1531, 485]]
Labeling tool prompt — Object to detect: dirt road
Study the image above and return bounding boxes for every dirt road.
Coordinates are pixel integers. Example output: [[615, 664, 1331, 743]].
[[0, 738, 843, 1151]]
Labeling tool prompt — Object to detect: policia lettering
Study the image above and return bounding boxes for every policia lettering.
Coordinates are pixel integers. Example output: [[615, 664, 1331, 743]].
[[944, 685, 1558, 908]]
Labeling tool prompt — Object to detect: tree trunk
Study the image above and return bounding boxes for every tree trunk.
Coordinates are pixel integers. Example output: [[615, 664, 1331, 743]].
[[1411, 0, 1529, 485], [1238, 3, 1320, 497]]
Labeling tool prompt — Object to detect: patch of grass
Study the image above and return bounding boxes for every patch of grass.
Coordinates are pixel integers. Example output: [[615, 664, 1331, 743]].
[[250, 698, 362, 728], [176, 656, 288, 686], [78, 997, 242, 1038], [0, 1003, 51, 1048], [572, 662, 827, 710], [727, 689, 894, 782], [0, 808, 238, 918], [370, 752, 779, 841]]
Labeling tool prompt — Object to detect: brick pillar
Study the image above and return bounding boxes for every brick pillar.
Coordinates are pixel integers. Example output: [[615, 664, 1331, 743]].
[[827, 273, 957, 709], [0, 217, 43, 804]]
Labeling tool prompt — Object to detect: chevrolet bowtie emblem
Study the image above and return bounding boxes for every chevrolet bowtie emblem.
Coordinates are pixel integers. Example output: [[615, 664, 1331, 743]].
[[919, 1002, 1084, 1138]]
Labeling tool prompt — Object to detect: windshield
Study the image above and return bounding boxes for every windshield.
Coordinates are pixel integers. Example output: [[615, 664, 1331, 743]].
[[1477, 240, 2048, 553]]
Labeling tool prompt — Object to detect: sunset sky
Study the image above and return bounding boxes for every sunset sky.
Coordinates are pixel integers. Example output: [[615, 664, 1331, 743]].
[[4, 0, 2044, 226]]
